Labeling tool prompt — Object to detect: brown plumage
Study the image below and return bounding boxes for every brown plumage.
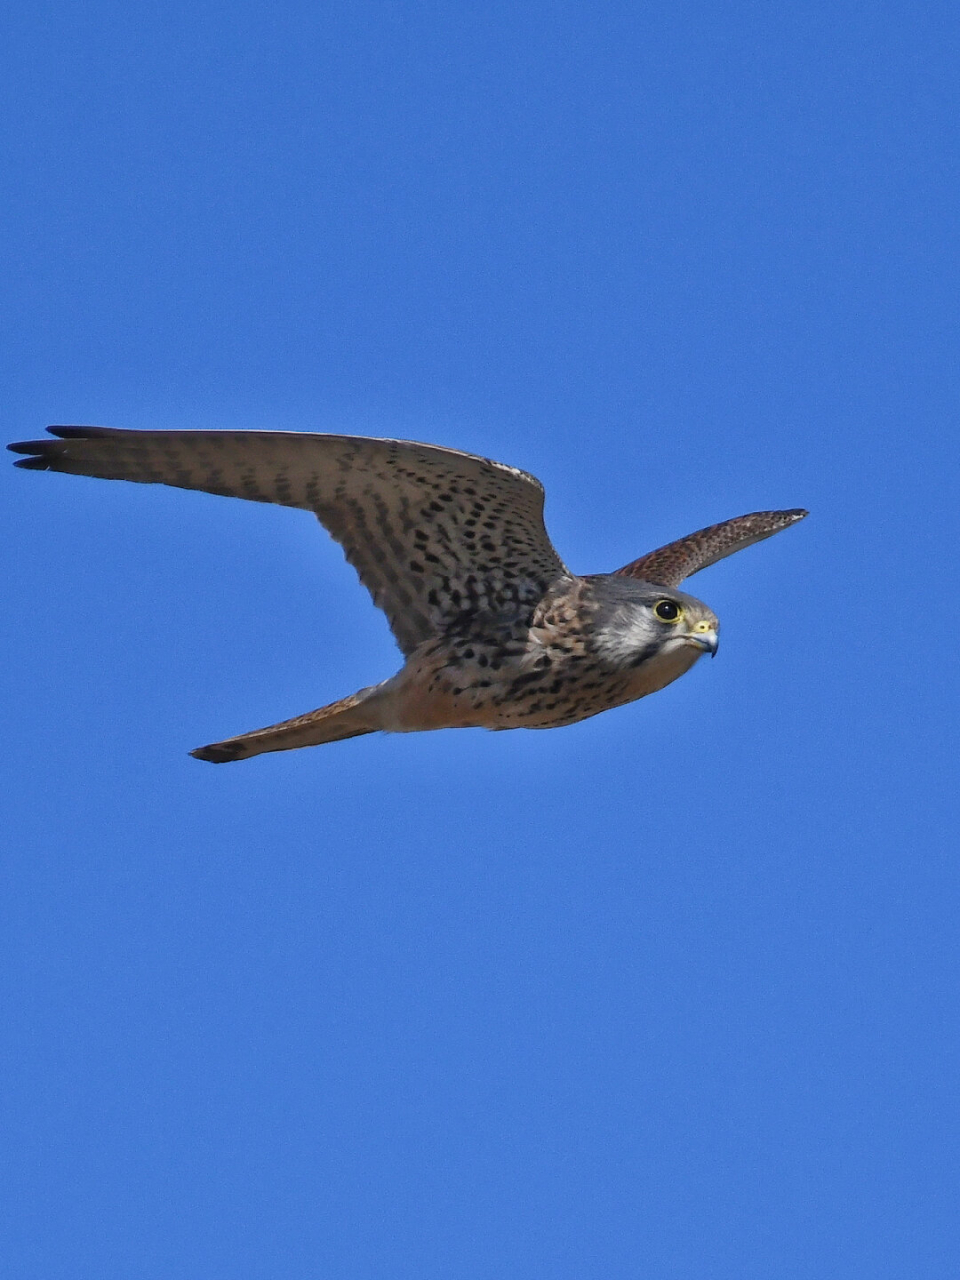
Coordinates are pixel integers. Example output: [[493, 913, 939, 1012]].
[[9, 426, 807, 762]]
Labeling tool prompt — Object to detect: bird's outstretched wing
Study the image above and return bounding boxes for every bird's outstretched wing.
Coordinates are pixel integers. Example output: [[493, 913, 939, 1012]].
[[615, 509, 807, 588], [9, 427, 567, 654]]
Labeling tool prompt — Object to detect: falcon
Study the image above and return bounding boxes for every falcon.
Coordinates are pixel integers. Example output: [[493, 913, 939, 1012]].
[[9, 427, 806, 762]]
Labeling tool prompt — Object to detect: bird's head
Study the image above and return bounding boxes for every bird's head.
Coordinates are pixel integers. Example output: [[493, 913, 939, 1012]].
[[589, 576, 719, 669]]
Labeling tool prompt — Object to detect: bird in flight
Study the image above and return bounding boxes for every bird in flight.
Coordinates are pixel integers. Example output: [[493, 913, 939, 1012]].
[[9, 427, 806, 763]]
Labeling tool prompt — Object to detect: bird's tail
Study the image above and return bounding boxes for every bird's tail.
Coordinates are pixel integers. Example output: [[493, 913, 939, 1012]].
[[191, 684, 385, 763]]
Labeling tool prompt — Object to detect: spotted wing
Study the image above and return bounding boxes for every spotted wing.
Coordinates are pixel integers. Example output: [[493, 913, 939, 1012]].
[[615, 509, 808, 588], [9, 427, 567, 654]]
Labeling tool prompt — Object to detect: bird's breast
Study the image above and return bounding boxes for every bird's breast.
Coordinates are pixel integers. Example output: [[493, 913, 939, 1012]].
[[382, 630, 705, 733]]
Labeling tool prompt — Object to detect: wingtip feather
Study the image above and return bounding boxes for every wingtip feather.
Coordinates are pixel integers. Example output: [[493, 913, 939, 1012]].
[[7, 439, 49, 455], [190, 742, 246, 763], [47, 425, 116, 439]]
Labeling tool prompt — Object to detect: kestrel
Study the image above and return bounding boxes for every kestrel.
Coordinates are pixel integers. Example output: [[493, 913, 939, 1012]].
[[9, 427, 806, 762]]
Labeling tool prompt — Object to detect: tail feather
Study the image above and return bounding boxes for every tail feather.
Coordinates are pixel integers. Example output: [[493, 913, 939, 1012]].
[[191, 686, 383, 763]]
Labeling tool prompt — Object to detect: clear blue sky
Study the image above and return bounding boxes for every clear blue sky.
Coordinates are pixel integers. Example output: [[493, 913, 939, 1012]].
[[3, 3, 958, 1277]]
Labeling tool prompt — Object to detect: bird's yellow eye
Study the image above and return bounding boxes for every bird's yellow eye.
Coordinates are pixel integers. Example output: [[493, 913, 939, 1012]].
[[654, 599, 683, 622]]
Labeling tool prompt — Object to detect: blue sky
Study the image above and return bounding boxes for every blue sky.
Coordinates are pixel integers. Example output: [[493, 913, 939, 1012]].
[[2, 2, 958, 1276]]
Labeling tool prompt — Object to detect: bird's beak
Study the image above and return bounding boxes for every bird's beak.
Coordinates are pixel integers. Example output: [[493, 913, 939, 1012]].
[[688, 628, 719, 657]]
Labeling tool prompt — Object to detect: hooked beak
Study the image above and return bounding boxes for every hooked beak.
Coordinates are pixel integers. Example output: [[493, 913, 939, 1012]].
[[688, 628, 719, 657]]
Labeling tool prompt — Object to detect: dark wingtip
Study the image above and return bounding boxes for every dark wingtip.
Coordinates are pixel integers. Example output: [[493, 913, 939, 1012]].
[[10, 425, 124, 469], [47, 425, 114, 439], [8, 439, 50, 455], [12, 455, 53, 469], [190, 742, 245, 764]]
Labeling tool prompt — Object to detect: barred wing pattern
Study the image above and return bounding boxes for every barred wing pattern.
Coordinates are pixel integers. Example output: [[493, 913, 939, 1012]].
[[615, 509, 808, 588], [11, 427, 567, 654]]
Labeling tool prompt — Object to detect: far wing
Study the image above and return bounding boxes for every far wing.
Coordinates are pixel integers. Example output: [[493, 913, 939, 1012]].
[[9, 427, 567, 654], [615, 509, 807, 588]]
